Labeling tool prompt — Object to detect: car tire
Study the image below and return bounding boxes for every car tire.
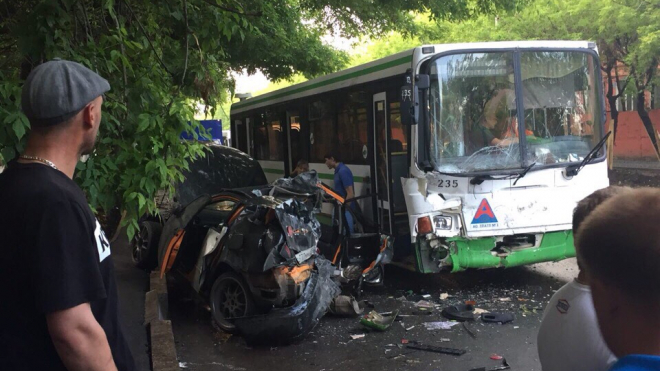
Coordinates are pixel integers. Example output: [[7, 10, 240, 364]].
[[210, 271, 256, 334], [131, 221, 162, 270]]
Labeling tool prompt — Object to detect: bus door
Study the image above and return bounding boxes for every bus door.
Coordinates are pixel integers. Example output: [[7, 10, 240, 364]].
[[234, 119, 249, 154], [372, 92, 393, 234], [286, 111, 302, 174], [245, 118, 253, 156]]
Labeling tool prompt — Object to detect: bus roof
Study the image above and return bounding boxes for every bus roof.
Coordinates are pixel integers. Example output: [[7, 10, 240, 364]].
[[231, 40, 595, 114]]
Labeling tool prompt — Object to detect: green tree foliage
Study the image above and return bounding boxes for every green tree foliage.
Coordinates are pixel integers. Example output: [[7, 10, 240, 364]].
[[0, 0, 348, 239], [0, 0, 514, 238]]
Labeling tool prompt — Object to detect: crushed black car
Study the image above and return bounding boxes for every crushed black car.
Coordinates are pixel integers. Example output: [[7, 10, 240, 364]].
[[156, 171, 392, 345]]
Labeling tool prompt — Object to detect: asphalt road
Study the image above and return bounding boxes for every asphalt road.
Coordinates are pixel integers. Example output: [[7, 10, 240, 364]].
[[169, 258, 579, 371], [113, 233, 151, 371]]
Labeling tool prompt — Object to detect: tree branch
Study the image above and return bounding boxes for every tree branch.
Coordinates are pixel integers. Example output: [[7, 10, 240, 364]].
[[121, 0, 174, 77], [198, 0, 262, 17], [111, 4, 129, 104], [181, 0, 189, 86]]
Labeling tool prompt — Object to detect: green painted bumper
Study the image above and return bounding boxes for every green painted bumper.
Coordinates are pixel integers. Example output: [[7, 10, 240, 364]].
[[418, 230, 576, 273]]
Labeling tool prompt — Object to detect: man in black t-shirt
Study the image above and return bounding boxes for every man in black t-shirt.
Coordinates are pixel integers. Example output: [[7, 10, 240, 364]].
[[0, 59, 134, 371]]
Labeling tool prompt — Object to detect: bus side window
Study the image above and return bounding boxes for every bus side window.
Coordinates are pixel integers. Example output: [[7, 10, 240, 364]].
[[253, 112, 284, 161], [253, 113, 269, 160], [390, 101, 408, 213], [309, 100, 336, 162], [337, 91, 368, 164]]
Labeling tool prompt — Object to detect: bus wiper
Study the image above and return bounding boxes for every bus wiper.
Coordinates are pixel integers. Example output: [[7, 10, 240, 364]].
[[469, 173, 517, 185], [513, 163, 536, 186], [565, 131, 612, 177]]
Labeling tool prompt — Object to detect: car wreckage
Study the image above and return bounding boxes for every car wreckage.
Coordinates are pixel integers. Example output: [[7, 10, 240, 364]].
[[157, 171, 392, 345]]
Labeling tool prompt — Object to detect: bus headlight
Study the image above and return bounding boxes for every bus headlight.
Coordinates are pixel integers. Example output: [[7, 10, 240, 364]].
[[433, 215, 453, 230]]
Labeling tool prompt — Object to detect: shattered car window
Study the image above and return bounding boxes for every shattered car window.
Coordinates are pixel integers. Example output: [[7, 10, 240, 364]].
[[429, 52, 521, 173], [520, 52, 603, 166]]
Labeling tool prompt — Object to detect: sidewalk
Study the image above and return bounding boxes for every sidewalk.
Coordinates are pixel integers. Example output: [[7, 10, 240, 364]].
[[112, 232, 151, 371], [614, 159, 660, 170]]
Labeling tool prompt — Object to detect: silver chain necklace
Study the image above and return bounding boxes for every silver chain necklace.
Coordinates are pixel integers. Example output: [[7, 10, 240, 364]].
[[19, 155, 58, 170]]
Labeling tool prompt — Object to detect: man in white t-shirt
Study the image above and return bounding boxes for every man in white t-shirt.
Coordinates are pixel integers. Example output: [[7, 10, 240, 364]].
[[537, 186, 630, 371]]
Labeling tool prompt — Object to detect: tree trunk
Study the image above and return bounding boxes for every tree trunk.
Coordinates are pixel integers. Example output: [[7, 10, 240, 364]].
[[603, 61, 624, 144], [636, 90, 660, 159]]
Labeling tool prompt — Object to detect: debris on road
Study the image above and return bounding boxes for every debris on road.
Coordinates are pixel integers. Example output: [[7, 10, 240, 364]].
[[481, 312, 515, 324], [329, 295, 364, 317], [469, 358, 511, 371], [463, 322, 477, 339], [423, 321, 461, 330], [406, 326, 415, 331], [498, 297, 511, 302], [406, 343, 467, 356], [465, 300, 477, 306], [401, 338, 410, 344], [440, 293, 450, 300], [414, 300, 435, 310], [179, 362, 188, 369], [350, 334, 366, 340], [442, 304, 476, 322], [490, 354, 503, 360], [360, 310, 399, 331], [520, 304, 542, 314], [473, 308, 490, 315], [491, 358, 512, 370]]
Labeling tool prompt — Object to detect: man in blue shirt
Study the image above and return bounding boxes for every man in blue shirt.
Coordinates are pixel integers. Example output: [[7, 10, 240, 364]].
[[324, 153, 355, 234], [576, 188, 660, 371]]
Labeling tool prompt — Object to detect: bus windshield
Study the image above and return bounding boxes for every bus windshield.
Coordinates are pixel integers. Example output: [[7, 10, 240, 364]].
[[428, 50, 603, 174]]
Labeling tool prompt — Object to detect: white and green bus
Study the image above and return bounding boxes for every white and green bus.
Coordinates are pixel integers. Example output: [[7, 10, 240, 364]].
[[230, 41, 609, 273]]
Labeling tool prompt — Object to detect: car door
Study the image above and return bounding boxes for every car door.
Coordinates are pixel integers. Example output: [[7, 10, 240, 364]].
[[158, 195, 212, 277]]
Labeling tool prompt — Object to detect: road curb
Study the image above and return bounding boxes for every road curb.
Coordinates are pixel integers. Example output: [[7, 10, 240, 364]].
[[145, 272, 178, 371]]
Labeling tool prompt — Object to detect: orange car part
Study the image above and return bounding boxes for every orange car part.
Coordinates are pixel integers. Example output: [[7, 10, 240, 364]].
[[228, 205, 245, 225], [362, 236, 389, 274], [160, 229, 186, 278], [319, 183, 344, 204], [273, 262, 314, 285], [332, 244, 342, 265]]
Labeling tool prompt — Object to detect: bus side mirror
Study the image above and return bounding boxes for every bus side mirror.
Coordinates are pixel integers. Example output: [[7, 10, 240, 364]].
[[400, 84, 414, 125], [416, 74, 430, 89]]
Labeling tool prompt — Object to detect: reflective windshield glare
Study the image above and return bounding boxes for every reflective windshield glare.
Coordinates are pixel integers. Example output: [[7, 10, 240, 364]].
[[428, 51, 602, 174]]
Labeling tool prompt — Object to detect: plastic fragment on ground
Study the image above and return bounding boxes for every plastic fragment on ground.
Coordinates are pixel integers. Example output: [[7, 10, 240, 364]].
[[350, 334, 366, 340], [406, 343, 466, 356], [360, 310, 399, 331], [490, 354, 503, 360], [414, 300, 435, 310], [423, 321, 461, 330]]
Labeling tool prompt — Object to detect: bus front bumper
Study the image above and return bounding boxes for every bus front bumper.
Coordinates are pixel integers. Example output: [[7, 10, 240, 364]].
[[415, 230, 576, 273]]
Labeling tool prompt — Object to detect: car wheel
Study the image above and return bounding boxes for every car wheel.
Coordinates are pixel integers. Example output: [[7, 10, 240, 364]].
[[210, 271, 256, 333], [132, 221, 162, 270]]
